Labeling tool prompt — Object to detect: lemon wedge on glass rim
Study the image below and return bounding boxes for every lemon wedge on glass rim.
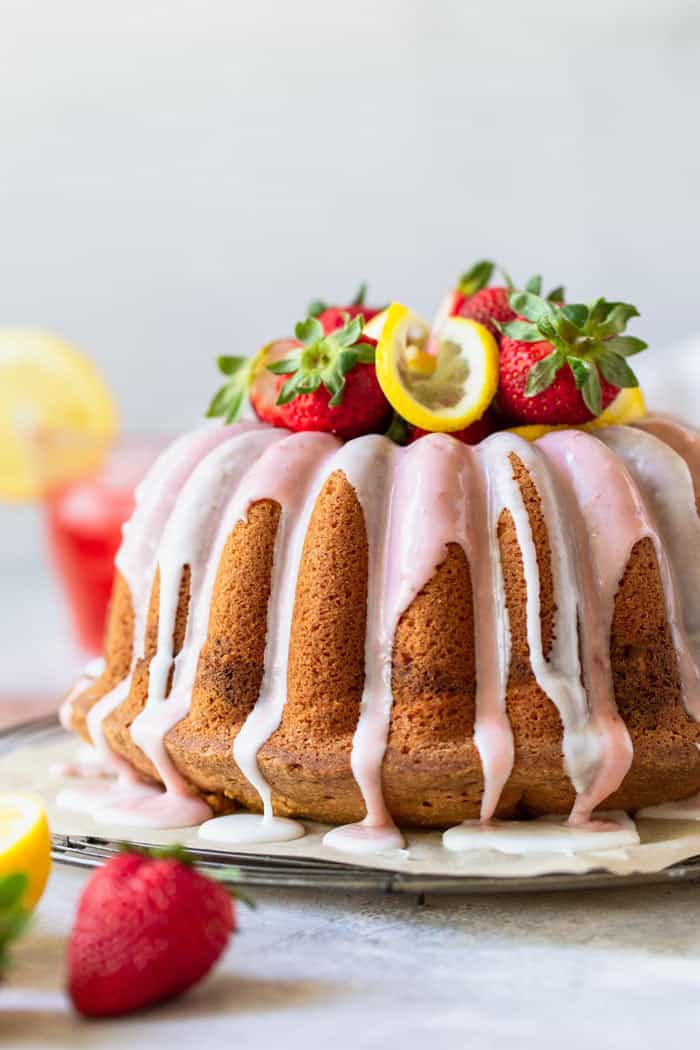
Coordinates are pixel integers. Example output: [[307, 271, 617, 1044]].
[[508, 387, 647, 442], [0, 329, 118, 501], [375, 303, 499, 432], [0, 793, 51, 908]]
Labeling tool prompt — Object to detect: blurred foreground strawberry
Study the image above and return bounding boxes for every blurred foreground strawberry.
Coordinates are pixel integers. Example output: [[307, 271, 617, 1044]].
[[68, 846, 250, 1018]]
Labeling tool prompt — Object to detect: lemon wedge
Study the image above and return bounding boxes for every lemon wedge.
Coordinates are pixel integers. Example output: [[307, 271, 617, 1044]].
[[0, 794, 51, 908], [509, 387, 648, 442], [375, 303, 499, 432], [0, 329, 118, 502]]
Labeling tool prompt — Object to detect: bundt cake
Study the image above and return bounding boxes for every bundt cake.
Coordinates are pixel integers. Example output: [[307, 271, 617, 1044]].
[[60, 414, 700, 851]]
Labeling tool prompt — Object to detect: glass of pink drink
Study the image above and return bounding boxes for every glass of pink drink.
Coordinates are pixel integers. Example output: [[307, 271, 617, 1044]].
[[44, 436, 167, 654]]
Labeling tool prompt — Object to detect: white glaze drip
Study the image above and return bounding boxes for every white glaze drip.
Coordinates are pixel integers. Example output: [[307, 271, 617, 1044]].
[[323, 435, 405, 854], [478, 434, 602, 813], [443, 812, 639, 854], [198, 812, 305, 845], [75, 425, 252, 808], [59, 657, 105, 732], [220, 431, 341, 841], [598, 426, 700, 721], [118, 428, 288, 828]]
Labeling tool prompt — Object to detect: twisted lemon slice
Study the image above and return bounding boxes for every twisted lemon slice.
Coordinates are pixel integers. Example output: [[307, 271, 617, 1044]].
[[0, 329, 117, 501], [375, 303, 499, 432]]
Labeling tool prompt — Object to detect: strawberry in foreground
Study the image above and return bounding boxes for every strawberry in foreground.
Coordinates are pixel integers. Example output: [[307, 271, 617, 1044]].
[[441, 260, 565, 338], [308, 282, 382, 335], [267, 314, 392, 439], [68, 846, 245, 1018], [498, 291, 647, 425]]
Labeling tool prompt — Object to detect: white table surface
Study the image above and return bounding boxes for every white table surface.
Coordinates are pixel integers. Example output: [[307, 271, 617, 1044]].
[[4, 866, 700, 1048]]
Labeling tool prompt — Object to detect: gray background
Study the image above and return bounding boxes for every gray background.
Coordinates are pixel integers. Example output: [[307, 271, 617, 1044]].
[[2, 0, 699, 688]]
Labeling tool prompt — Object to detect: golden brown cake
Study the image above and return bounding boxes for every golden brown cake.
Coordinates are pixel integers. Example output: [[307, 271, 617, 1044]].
[[61, 414, 700, 850]]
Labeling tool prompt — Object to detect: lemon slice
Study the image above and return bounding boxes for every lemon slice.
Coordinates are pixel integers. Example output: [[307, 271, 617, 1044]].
[[362, 307, 389, 342], [375, 303, 499, 432], [0, 329, 118, 502], [0, 794, 51, 907], [509, 387, 648, 442], [592, 386, 646, 427]]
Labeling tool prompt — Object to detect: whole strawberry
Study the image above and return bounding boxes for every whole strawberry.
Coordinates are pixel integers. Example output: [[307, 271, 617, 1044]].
[[308, 282, 381, 334], [498, 291, 647, 425], [248, 340, 298, 427], [68, 847, 239, 1018], [440, 261, 565, 338], [268, 314, 391, 439]]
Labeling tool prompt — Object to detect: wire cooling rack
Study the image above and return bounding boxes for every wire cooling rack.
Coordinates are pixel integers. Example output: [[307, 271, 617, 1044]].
[[5, 714, 700, 895]]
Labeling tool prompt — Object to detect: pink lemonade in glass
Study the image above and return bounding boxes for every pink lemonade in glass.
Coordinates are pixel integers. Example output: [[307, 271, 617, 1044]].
[[45, 437, 166, 654]]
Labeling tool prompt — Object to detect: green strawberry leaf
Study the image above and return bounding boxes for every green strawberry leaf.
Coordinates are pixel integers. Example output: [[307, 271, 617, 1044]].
[[551, 313, 580, 344], [500, 266, 515, 289], [536, 315, 559, 342], [205, 386, 231, 419], [602, 335, 648, 358], [525, 275, 543, 295], [277, 373, 308, 405], [458, 260, 494, 296], [524, 350, 564, 397], [217, 355, 248, 377], [567, 355, 590, 390], [337, 348, 359, 376], [582, 366, 602, 416], [224, 392, 246, 424], [595, 349, 639, 388], [509, 291, 556, 325], [502, 319, 543, 342], [561, 303, 589, 328], [0, 872, 30, 973], [547, 285, 565, 302], [566, 358, 602, 415], [333, 316, 363, 348], [295, 316, 325, 345], [355, 341, 376, 364], [385, 412, 410, 445], [351, 282, 368, 306], [0, 872, 27, 908], [267, 351, 304, 375], [308, 298, 326, 317], [591, 303, 640, 339]]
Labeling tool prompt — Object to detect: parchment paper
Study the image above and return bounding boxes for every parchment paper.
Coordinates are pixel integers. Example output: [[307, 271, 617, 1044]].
[[4, 735, 700, 880]]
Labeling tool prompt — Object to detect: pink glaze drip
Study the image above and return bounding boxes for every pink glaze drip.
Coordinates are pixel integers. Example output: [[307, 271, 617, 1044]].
[[598, 426, 700, 722], [475, 434, 604, 820], [634, 414, 700, 497], [228, 432, 341, 822], [326, 433, 512, 853], [536, 429, 636, 823]]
